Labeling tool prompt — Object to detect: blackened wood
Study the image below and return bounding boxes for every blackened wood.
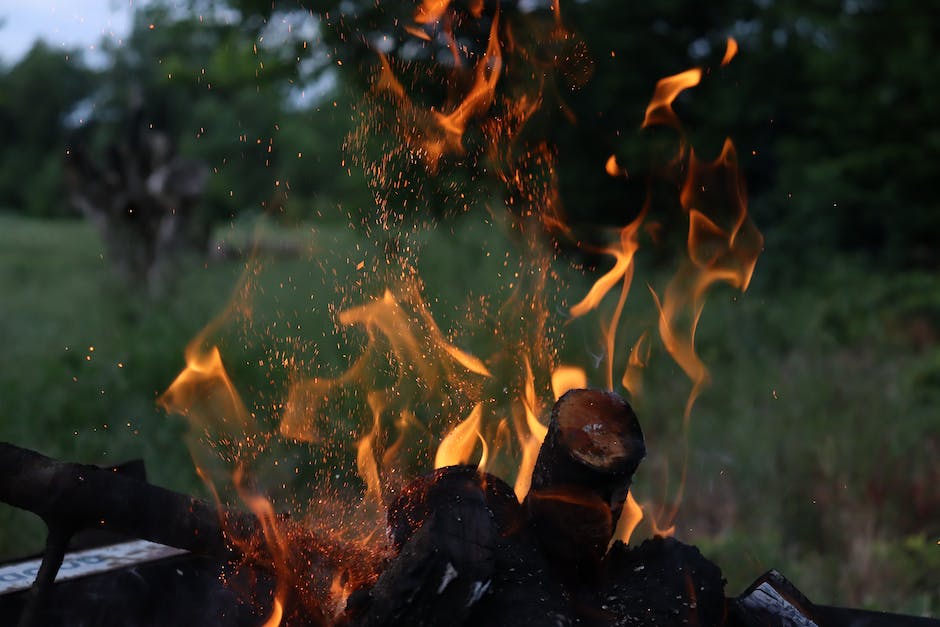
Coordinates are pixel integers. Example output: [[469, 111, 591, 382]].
[[0, 442, 255, 558], [599, 537, 726, 627], [341, 486, 498, 626], [524, 389, 645, 566], [466, 534, 573, 626], [346, 466, 572, 627], [387, 465, 522, 550]]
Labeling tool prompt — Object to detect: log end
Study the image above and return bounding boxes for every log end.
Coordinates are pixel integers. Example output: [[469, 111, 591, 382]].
[[552, 388, 645, 474]]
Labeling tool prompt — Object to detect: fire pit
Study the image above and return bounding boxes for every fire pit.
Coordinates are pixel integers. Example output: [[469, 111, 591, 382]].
[[2, 390, 937, 625]]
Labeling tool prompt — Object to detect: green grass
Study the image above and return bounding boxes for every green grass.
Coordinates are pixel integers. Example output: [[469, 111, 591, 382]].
[[0, 214, 937, 616]]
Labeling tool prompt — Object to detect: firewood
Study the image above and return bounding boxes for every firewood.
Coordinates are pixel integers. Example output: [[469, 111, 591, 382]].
[[524, 389, 645, 568], [0, 442, 371, 582], [599, 536, 727, 627], [343, 465, 572, 626], [386, 465, 523, 550], [342, 466, 509, 626]]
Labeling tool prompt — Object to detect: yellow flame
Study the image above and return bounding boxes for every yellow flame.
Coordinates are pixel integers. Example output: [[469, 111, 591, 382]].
[[550, 365, 587, 401], [513, 358, 549, 501], [158, 344, 249, 430], [434, 403, 484, 469], [611, 490, 644, 545]]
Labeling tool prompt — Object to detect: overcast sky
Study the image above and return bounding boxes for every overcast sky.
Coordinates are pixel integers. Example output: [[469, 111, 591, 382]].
[[0, 1, 135, 64]]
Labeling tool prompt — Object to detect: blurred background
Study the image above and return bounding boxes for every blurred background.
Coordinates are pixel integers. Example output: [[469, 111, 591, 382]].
[[0, 0, 937, 616]]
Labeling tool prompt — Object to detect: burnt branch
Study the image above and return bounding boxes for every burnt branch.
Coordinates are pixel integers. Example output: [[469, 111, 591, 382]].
[[0, 442, 255, 558]]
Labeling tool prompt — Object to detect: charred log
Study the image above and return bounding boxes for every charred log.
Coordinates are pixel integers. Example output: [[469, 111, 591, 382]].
[[525, 389, 645, 568], [342, 466, 571, 627], [600, 536, 727, 627]]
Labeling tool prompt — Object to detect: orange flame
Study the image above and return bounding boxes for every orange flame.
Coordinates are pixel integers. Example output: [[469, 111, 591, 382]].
[[415, 0, 450, 25], [721, 37, 738, 67], [622, 331, 650, 401], [512, 358, 550, 501], [612, 490, 644, 545], [655, 138, 763, 419], [641, 68, 702, 130], [236, 468, 292, 627], [605, 154, 625, 177], [261, 596, 284, 627], [280, 284, 490, 443], [433, 11, 502, 151]]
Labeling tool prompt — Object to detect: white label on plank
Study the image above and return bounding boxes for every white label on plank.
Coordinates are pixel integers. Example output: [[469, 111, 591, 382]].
[[0, 540, 188, 595]]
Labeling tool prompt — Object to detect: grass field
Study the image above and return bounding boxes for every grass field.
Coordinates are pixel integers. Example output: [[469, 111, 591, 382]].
[[0, 213, 937, 616]]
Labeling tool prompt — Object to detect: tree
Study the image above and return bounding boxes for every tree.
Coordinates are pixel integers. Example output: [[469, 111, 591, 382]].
[[0, 42, 97, 216]]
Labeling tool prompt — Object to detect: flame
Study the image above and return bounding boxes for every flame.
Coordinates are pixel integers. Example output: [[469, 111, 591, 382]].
[[568, 210, 646, 388], [432, 11, 502, 151], [280, 283, 490, 443], [612, 490, 644, 545], [550, 365, 587, 401], [434, 403, 484, 469], [513, 358, 550, 501], [158, 8, 764, 607], [622, 331, 650, 401], [414, 0, 450, 25], [655, 139, 763, 419], [641, 68, 702, 130], [371, 10, 503, 171], [236, 468, 292, 627], [721, 37, 738, 66], [158, 344, 249, 431], [261, 597, 284, 627], [604, 155, 622, 176]]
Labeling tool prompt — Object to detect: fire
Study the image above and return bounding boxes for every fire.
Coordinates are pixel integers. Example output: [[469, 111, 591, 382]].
[[157, 3, 763, 615], [550, 365, 587, 401], [721, 37, 738, 67], [261, 597, 284, 627], [158, 343, 249, 431], [641, 68, 702, 130], [656, 138, 763, 420], [414, 0, 450, 25], [370, 9, 503, 171], [434, 403, 484, 469]]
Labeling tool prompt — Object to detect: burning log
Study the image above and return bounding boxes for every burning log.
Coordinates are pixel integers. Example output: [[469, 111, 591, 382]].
[[524, 388, 645, 569], [341, 465, 571, 627]]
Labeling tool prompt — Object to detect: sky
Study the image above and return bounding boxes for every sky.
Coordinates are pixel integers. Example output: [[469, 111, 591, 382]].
[[0, 0, 135, 64]]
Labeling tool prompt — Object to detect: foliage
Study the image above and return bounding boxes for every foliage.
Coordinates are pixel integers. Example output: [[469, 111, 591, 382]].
[[0, 42, 96, 216]]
